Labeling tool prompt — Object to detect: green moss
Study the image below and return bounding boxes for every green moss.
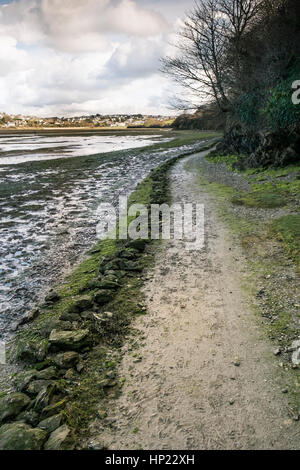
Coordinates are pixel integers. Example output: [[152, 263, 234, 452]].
[[252, 165, 300, 179], [191, 158, 300, 414], [64, 346, 109, 430], [206, 154, 299, 208], [266, 310, 293, 342], [61, 239, 116, 297], [197, 174, 236, 200], [232, 190, 287, 208], [206, 154, 241, 171], [206, 154, 300, 181], [270, 215, 300, 269], [63, 161, 174, 438]]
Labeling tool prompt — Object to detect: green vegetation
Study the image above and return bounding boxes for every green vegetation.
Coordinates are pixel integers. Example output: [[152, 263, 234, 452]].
[[204, 153, 300, 267], [233, 61, 300, 131], [231, 191, 287, 209], [234, 89, 265, 128], [262, 62, 300, 131], [11, 167, 161, 438], [206, 154, 243, 171], [270, 215, 300, 268], [192, 154, 300, 413], [163, 1, 300, 168]]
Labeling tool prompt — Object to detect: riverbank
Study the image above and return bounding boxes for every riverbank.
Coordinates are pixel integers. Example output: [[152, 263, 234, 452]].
[[0, 131, 220, 342], [0, 139, 217, 450]]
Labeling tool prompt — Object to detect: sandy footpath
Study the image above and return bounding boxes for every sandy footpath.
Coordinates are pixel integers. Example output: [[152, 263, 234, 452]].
[[91, 150, 299, 450]]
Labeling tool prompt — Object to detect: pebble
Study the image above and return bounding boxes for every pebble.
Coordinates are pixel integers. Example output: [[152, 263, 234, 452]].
[[88, 441, 105, 450]]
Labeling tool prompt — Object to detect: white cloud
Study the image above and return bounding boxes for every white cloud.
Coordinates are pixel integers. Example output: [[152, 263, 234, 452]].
[[0, 0, 168, 52], [0, 0, 191, 116]]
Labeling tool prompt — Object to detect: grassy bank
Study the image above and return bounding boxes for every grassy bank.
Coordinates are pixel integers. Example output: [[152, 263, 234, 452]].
[[205, 154, 300, 268]]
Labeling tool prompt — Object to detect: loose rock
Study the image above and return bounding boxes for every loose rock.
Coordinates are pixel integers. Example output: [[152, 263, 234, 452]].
[[44, 424, 75, 450], [59, 311, 81, 322], [33, 383, 56, 411], [16, 410, 40, 427], [14, 370, 37, 392], [36, 366, 58, 380], [0, 392, 31, 424], [49, 329, 90, 351], [45, 291, 61, 303], [67, 296, 93, 313], [0, 422, 47, 450], [15, 339, 49, 363], [93, 289, 114, 305], [53, 351, 80, 369], [27, 380, 52, 396], [127, 239, 147, 252], [38, 414, 63, 434], [41, 399, 68, 419], [17, 309, 40, 326]]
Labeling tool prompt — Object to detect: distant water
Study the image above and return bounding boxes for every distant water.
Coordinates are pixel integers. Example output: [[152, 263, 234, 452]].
[[0, 133, 171, 165], [0, 133, 210, 338]]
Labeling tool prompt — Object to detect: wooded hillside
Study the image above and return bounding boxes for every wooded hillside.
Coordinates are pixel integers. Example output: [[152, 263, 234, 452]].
[[163, 0, 300, 167]]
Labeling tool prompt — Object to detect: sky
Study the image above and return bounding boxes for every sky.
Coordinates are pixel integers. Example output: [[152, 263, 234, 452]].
[[0, 0, 195, 117]]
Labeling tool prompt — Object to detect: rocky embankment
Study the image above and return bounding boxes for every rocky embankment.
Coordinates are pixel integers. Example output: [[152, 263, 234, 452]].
[[214, 124, 300, 169], [0, 238, 148, 450]]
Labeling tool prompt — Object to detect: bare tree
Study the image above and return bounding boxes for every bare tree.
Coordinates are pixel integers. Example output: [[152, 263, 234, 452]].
[[219, 0, 262, 39], [162, 0, 229, 112], [161, 0, 263, 112]]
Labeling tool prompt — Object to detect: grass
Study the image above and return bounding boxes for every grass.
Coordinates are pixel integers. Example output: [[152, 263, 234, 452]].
[[206, 153, 241, 170], [193, 154, 300, 414], [270, 215, 300, 269], [204, 152, 300, 267], [251, 165, 300, 179], [231, 190, 287, 208], [207, 153, 300, 179]]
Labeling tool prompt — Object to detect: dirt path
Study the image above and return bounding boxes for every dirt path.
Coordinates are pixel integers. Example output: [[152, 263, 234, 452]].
[[92, 150, 299, 450]]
